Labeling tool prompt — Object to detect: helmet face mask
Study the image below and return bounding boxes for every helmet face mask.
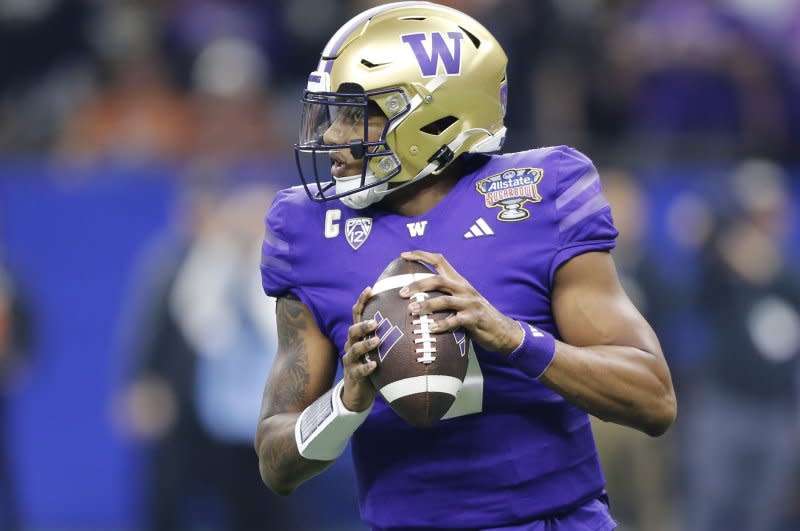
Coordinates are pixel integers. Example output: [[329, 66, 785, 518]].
[[294, 1, 508, 209], [295, 87, 408, 204]]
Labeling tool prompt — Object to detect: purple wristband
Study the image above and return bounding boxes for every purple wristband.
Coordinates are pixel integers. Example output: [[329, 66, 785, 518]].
[[507, 321, 556, 379]]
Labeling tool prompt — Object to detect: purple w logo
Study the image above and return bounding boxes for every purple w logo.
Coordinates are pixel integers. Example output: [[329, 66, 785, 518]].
[[401, 32, 464, 77]]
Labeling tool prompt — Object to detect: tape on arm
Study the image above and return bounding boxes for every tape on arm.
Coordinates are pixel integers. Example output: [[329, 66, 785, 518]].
[[295, 379, 373, 461]]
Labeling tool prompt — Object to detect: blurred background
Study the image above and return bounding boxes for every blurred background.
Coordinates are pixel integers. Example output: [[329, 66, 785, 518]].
[[0, 0, 798, 530]]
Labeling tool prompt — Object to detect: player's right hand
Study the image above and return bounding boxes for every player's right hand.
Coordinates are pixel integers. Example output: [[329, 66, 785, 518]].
[[341, 286, 378, 412]]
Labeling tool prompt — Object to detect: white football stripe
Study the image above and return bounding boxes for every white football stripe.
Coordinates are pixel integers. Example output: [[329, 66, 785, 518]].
[[379, 375, 463, 403], [371, 273, 434, 295]]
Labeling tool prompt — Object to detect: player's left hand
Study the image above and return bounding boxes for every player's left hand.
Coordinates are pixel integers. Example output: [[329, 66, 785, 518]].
[[399, 250, 523, 355]]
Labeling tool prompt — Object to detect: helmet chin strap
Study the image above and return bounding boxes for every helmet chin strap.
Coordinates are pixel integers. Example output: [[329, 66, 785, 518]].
[[335, 170, 389, 210], [374, 127, 500, 198], [339, 126, 506, 210]]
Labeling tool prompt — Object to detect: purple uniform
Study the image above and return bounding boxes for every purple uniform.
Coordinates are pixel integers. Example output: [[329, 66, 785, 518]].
[[262, 146, 618, 530]]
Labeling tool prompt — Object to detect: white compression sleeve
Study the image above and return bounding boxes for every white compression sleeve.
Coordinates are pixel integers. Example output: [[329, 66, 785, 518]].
[[295, 379, 373, 461]]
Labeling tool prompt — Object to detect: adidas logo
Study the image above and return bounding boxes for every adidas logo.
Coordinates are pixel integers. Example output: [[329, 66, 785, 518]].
[[464, 217, 495, 239]]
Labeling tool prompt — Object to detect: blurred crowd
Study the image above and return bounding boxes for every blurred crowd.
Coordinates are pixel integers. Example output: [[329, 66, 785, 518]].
[[2, 0, 800, 166], [0, 0, 799, 530]]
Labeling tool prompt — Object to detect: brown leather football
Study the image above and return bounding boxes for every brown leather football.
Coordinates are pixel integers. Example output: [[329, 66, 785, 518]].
[[363, 257, 470, 428]]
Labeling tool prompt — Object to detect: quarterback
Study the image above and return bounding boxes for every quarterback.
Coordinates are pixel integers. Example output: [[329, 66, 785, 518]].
[[256, 2, 676, 530]]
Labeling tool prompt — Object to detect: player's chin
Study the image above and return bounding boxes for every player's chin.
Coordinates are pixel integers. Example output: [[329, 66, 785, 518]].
[[332, 167, 363, 180], [331, 159, 348, 177]]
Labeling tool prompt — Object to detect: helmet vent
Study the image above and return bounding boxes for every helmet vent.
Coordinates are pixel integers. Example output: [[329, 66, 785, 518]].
[[399, 16, 426, 21], [420, 116, 458, 135], [458, 25, 481, 48], [361, 59, 390, 69], [336, 82, 364, 93]]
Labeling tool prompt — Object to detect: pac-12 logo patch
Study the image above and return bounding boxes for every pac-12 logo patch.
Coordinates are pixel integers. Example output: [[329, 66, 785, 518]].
[[345, 217, 372, 250], [475, 167, 544, 221]]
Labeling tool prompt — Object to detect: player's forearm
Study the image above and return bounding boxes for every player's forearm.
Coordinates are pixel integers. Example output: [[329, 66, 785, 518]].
[[539, 343, 676, 436], [255, 413, 334, 496]]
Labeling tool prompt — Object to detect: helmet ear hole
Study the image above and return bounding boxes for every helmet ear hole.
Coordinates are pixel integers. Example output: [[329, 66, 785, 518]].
[[420, 116, 458, 135]]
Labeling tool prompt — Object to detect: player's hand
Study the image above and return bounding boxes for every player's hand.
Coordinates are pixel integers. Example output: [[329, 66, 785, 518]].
[[399, 250, 523, 354], [341, 286, 379, 412]]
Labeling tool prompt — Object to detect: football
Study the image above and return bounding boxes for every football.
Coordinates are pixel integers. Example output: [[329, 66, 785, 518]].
[[363, 257, 470, 428]]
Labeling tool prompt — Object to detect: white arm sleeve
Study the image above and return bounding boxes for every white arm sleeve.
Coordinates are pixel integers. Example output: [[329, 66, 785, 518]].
[[295, 379, 373, 461]]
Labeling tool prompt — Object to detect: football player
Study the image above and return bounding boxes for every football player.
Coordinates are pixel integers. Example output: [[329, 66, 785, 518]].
[[256, 2, 676, 529]]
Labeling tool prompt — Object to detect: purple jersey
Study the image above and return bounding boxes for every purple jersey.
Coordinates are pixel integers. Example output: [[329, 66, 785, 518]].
[[261, 146, 618, 529]]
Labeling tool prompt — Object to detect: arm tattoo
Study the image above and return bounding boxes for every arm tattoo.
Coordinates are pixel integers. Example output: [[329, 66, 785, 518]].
[[259, 296, 335, 487], [266, 297, 312, 415]]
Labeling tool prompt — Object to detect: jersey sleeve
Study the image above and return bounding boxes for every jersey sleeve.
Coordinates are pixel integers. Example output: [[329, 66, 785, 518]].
[[260, 188, 329, 336], [261, 189, 297, 298], [548, 146, 619, 282]]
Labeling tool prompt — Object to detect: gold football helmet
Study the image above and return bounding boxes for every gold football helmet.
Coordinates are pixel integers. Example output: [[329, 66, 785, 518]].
[[295, 1, 508, 209]]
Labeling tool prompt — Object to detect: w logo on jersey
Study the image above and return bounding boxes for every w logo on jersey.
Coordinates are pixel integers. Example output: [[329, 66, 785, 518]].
[[406, 220, 428, 237], [401, 32, 464, 77]]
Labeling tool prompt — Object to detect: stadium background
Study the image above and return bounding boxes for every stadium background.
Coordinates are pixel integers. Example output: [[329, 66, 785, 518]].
[[0, 1, 799, 529]]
